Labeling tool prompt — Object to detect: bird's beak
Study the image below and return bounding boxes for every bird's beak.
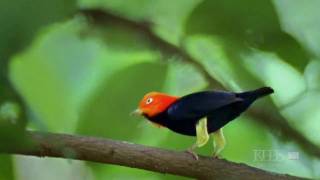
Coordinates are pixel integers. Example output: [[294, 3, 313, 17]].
[[131, 108, 143, 116]]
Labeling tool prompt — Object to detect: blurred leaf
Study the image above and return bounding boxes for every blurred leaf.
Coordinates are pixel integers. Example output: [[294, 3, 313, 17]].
[[78, 0, 151, 20], [185, 0, 309, 70], [243, 49, 306, 107], [185, 35, 239, 89], [186, 0, 279, 38], [91, 164, 164, 180], [255, 135, 314, 178], [77, 62, 167, 139], [11, 19, 95, 132], [0, 0, 76, 150], [223, 117, 272, 162], [79, 0, 201, 45], [281, 91, 320, 146], [0, 0, 76, 60], [273, 0, 320, 58], [146, 0, 201, 45], [243, 51, 320, 178], [304, 60, 320, 91], [272, 143, 318, 178], [11, 16, 159, 132], [163, 60, 207, 95], [223, 117, 312, 178], [185, 35, 262, 90], [0, 155, 14, 180], [270, 104, 320, 179], [14, 156, 91, 180]]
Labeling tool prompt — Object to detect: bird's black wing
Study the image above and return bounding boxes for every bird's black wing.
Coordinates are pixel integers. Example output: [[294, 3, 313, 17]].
[[167, 91, 243, 121]]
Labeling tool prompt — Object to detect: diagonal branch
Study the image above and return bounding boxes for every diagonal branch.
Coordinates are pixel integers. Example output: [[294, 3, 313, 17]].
[[79, 8, 320, 159], [80, 9, 219, 88], [3, 131, 304, 180]]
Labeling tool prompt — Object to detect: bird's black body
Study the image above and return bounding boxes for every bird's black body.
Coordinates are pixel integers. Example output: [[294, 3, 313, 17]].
[[147, 87, 273, 136]]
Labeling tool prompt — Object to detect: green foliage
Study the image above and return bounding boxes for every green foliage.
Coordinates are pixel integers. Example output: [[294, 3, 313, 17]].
[[79, 0, 201, 44], [77, 63, 167, 139], [243, 50, 306, 106], [273, 0, 320, 58], [0, 0, 76, 58], [0, 155, 14, 180], [0, 1, 75, 178], [185, 0, 309, 70], [1, 0, 320, 179]]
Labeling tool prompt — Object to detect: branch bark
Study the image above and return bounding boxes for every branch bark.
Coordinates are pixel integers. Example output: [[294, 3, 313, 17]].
[[3, 131, 304, 180], [79, 8, 320, 159]]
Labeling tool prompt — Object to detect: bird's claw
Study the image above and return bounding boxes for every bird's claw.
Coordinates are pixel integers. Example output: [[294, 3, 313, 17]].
[[212, 152, 222, 159], [212, 155, 221, 159], [186, 149, 199, 160]]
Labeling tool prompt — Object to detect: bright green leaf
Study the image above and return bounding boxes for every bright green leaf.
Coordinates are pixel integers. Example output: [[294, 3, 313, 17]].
[[243, 50, 306, 106], [304, 60, 320, 91], [273, 0, 320, 58], [0, 155, 14, 180]]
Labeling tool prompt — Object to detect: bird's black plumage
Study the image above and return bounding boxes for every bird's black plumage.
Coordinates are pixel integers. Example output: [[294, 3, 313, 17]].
[[148, 87, 274, 136]]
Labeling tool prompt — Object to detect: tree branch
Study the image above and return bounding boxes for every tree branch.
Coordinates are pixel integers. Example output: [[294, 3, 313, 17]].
[[79, 8, 320, 159], [3, 131, 304, 180]]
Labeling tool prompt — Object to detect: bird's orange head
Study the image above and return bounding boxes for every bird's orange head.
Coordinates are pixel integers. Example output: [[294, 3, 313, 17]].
[[133, 92, 178, 117]]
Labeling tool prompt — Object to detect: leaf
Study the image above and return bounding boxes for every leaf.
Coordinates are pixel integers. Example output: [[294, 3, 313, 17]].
[[79, 0, 201, 45], [0, 0, 76, 148], [11, 19, 99, 132], [304, 60, 320, 91], [163, 60, 207, 95], [14, 156, 90, 180], [186, 0, 280, 41], [223, 117, 272, 162], [146, 0, 202, 45], [185, 35, 261, 90], [243, 49, 306, 106], [281, 91, 320, 146], [0, 0, 76, 61], [0, 155, 14, 180], [273, 0, 320, 58], [77, 62, 167, 139], [11, 17, 159, 132], [185, 0, 310, 70]]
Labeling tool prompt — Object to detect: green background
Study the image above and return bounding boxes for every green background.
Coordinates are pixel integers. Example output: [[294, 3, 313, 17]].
[[1, 0, 320, 179]]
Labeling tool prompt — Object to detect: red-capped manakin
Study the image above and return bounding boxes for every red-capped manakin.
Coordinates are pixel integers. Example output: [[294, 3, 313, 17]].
[[133, 87, 274, 159]]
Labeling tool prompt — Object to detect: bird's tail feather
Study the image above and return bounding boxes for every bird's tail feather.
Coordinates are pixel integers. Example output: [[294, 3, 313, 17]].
[[251, 87, 274, 97], [237, 87, 274, 99]]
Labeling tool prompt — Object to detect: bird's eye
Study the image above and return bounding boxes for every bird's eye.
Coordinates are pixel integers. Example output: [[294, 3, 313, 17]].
[[146, 97, 153, 104]]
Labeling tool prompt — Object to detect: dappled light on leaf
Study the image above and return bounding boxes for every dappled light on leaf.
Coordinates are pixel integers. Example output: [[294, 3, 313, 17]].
[[185, 35, 241, 90], [1, 0, 320, 179], [273, 0, 320, 58], [304, 60, 320, 91], [77, 63, 167, 139], [243, 50, 306, 107], [163, 60, 207, 95]]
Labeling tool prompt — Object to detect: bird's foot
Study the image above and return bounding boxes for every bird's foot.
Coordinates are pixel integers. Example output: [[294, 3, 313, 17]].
[[185, 148, 199, 160], [212, 154, 222, 159], [212, 151, 222, 159]]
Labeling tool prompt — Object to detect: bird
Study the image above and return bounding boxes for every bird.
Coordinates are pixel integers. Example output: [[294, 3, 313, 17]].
[[132, 87, 274, 159]]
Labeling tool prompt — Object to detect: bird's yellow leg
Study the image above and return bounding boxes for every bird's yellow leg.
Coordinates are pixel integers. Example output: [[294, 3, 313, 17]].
[[186, 118, 209, 160], [212, 128, 226, 158], [195, 118, 210, 147]]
